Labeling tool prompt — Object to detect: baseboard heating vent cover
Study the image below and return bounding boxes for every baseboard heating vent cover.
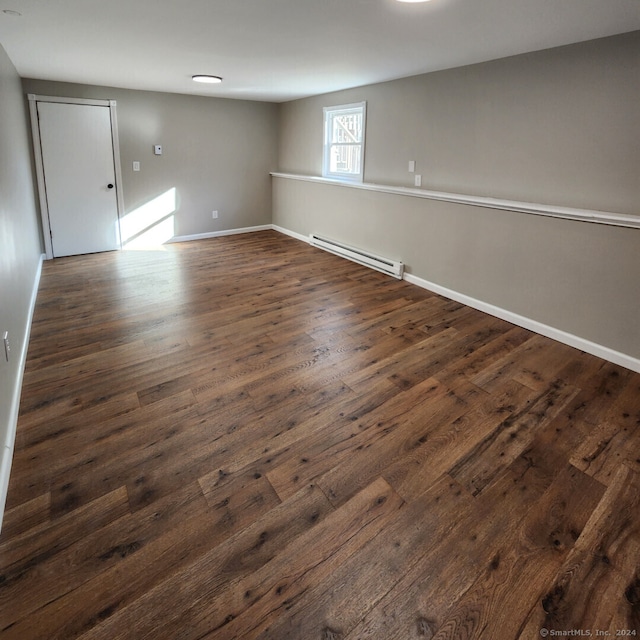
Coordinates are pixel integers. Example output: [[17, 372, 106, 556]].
[[309, 234, 404, 279]]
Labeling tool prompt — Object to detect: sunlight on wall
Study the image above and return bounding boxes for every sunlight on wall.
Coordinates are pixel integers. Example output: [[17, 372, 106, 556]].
[[120, 188, 176, 250]]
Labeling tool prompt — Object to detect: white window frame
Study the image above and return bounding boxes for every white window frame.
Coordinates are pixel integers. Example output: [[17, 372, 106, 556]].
[[322, 101, 366, 182]]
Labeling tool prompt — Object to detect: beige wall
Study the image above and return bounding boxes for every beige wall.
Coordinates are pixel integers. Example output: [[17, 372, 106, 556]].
[[279, 32, 640, 216], [23, 79, 279, 237], [274, 32, 640, 361], [0, 43, 42, 513], [273, 178, 640, 359], [9, 33, 640, 368]]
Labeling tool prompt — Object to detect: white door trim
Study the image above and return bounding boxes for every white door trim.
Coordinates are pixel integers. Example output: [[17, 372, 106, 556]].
[[28, 94, 125, 259], [109, 100, 126, 240]]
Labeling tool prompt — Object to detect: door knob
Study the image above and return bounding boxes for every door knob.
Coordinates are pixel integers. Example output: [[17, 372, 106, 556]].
[[107, 183, 114, 189]]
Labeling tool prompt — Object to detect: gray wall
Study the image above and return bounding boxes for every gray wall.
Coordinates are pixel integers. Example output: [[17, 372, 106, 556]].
[[279, 32, 640, 215], [274, 32, 640, 360], [0, 43, 42, 514], [23, 79, 279, 237]]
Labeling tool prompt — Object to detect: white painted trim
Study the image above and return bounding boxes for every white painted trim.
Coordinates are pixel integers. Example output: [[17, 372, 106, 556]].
[[108, 100, 125, 249], [168, 224, 272, 244], [271, 224, 309, 244], [0, 253, 45, 532], [27, 94, 111, 107], [270, 224, 640, 374], [29, 95, 125, 259], [270, 172, 640, 230], [29, 97, 54, 259], [403, 272, 640, 374], [322, 101, 367, 183]]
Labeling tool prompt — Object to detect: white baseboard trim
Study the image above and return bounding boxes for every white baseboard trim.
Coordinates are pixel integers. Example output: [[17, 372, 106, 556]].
[[271, 224, 309, 244], [404, 272, 640, 374], [271, 225, 640, 373], [0, 253, 45, 532], [168, 225, 272, 244]]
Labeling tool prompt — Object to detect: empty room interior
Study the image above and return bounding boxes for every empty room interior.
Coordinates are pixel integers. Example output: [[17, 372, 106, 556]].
[[1, 1, 640, 638]]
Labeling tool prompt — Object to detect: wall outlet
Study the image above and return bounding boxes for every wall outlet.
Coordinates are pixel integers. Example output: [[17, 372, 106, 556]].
[[408, 160, 415, 173], [3, 331, 9, 362], [212, 210, 219, 219], [154, 145, 162, 155], [414, 174, 422, 187]]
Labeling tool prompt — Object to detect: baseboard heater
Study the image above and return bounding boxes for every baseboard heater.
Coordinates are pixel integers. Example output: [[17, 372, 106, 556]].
[[309, 234, 404, 279]]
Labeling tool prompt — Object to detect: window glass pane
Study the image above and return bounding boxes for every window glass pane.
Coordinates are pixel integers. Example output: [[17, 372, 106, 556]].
[[331, 112, 363, 144], [323, 102, 366, 181], [329, 144, 361, 175]]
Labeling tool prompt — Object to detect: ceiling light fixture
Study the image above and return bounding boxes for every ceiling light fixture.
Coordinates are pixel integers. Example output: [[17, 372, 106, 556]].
[[192, 75, 223, 84]]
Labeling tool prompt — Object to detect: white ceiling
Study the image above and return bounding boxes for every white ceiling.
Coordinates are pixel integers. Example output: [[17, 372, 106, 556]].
[[1, 0, 639, 102]]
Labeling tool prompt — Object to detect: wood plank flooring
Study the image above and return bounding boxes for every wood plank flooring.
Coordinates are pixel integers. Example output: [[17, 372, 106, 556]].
[[1, 230, 639, 639]]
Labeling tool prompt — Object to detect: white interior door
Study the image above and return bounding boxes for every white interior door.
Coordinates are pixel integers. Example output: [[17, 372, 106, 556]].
[[37, 101, 121, 257]]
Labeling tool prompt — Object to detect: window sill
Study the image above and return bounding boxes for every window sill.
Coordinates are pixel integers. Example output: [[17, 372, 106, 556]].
[[270, 172, 640, 230]]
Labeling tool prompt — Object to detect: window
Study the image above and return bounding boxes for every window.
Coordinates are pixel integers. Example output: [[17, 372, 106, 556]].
[[323, 102, 366, 182]]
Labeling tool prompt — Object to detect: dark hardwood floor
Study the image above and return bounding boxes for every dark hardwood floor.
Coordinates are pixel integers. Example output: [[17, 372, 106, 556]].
[[1, 230, 639, 639]]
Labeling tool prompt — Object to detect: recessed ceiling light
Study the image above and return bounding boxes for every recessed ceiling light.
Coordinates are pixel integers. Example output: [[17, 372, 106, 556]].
[[2, 9, 22, 16], [192, 75, 223, 84]]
